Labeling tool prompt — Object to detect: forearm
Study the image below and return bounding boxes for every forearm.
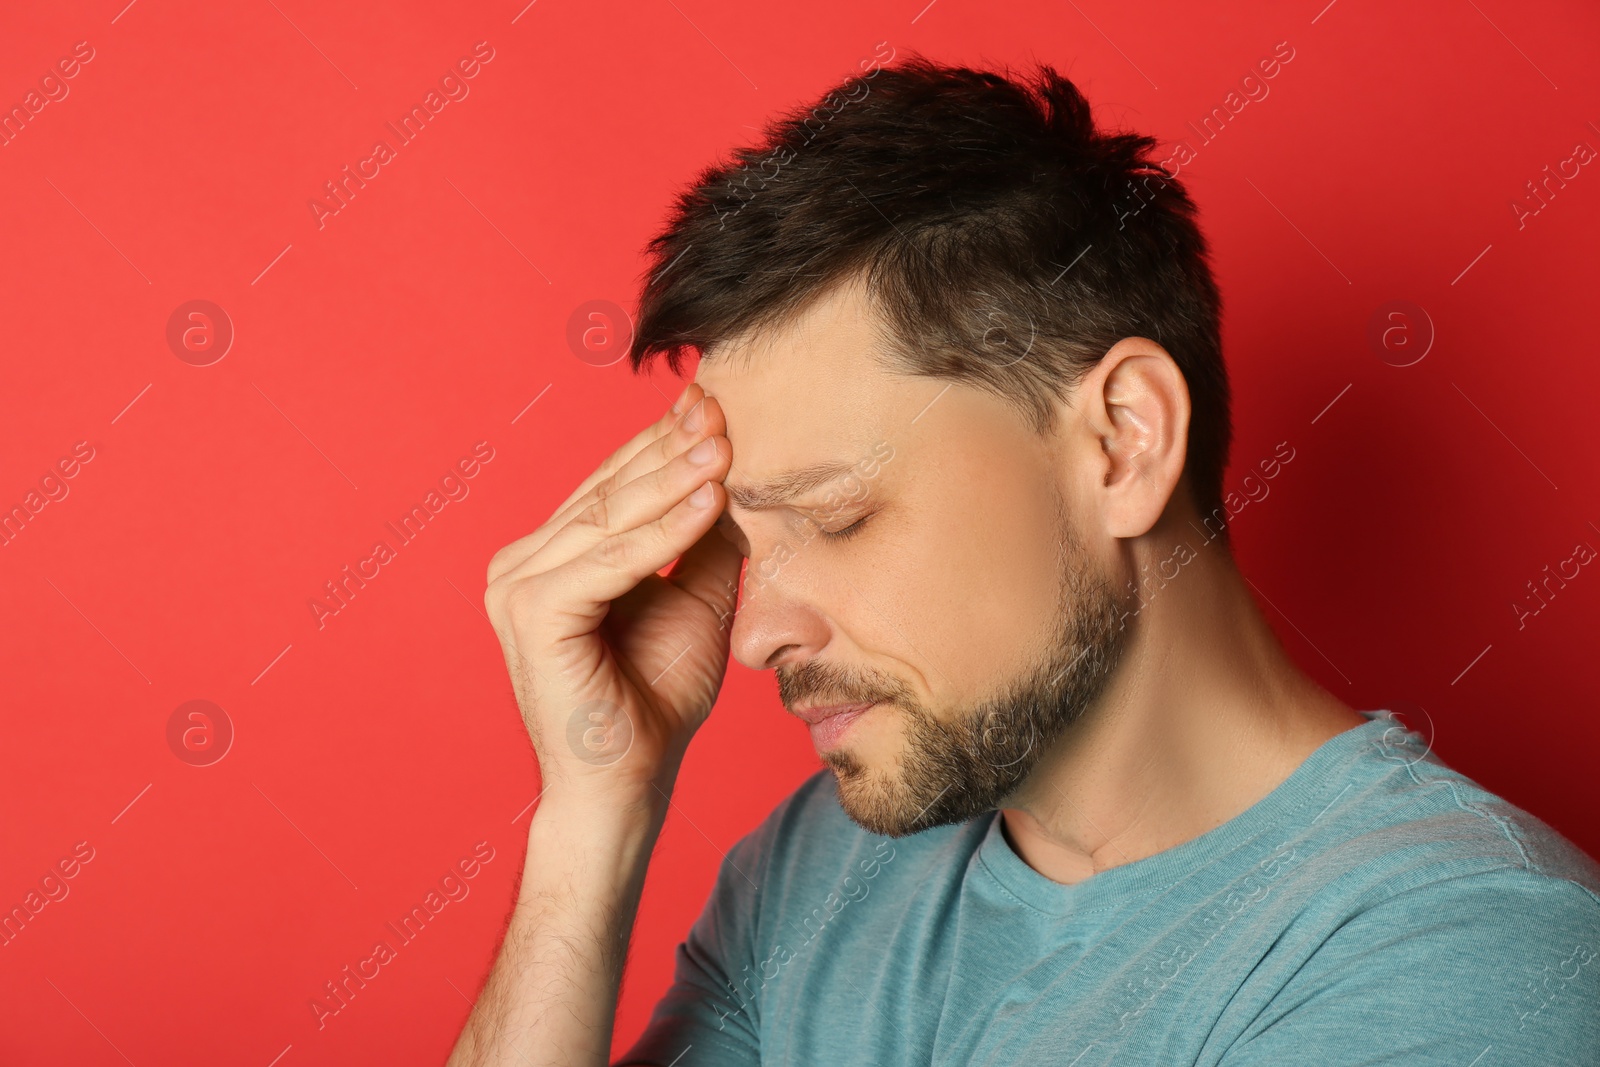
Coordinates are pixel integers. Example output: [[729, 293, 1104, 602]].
[[448, 786, 670, 1067]]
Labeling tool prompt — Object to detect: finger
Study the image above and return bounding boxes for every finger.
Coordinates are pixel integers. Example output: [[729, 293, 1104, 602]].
[[503, 392, 729, 578], [547, 391, 726, 535], [487, 382, 702, 585], [509, 430, 731, 579], [605, 489, 743, 638], [518, 480, 728, 644], [548, 381, 702, 520]]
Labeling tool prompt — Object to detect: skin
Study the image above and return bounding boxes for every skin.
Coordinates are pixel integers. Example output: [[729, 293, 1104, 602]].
[[697, 271, 1366, 881], [449, 270, 1364, 1065]]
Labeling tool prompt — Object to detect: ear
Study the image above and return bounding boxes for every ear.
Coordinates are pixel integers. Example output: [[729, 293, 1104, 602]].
[[1070, 336, 1191, 539]]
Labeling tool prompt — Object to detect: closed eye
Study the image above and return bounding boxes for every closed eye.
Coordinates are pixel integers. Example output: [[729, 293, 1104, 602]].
[[819, 513, 872, 542]]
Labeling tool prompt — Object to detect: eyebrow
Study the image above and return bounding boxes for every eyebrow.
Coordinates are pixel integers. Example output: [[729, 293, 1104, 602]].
[[723, 461, 861, 511]]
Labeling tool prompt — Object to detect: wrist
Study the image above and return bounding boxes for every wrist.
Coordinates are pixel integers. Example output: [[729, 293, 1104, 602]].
[[533, 747, 685, 825], [532, 778, 671, 833], [524, 776, 673, 879]]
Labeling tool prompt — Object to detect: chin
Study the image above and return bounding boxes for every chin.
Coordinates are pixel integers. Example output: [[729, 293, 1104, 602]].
[[823, 752, 928, 838]]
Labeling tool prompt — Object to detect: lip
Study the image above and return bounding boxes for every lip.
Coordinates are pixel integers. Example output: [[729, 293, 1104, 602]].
[[791, 701, 877, 725], [798, 702, 876, 752]]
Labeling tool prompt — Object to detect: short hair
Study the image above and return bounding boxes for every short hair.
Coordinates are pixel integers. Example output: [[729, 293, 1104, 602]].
[[626, 51, 1232, 533]]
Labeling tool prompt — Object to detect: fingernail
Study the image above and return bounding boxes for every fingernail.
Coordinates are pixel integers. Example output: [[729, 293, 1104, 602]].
[[688, 438, 718, 465], [689, 481, 715, 508], [671, 383, 693, 413]]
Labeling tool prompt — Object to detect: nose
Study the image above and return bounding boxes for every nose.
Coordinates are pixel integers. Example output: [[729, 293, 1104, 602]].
[[728, 565, 833, 672]]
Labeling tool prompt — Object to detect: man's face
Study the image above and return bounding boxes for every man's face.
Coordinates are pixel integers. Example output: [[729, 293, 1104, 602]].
[[696, 278, 1134, 837]]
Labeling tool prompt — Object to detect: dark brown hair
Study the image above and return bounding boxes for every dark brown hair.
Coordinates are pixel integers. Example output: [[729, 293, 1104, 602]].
[[627, 51, 1232, 528]]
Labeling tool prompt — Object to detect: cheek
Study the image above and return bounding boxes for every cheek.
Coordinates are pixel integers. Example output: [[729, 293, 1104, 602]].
[[825, 489, 1065, 703], [923, 498, 1064, 676]]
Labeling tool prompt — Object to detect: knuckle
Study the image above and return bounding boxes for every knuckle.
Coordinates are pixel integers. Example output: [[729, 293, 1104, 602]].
[[487, 543, 518, 583], [576, 491, 613, 534], [593, 469, 623, 504], [654, 455, 686, 492], [499, 575, 547, 628], [485, 570, 515, 612], [593, 530, 633, 567]]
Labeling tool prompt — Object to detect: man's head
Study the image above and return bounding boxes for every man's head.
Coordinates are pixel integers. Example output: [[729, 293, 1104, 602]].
[[627, 55, 1230, 836]]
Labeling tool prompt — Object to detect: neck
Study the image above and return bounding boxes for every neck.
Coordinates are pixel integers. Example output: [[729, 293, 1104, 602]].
[[999, 527, 1366, 885]]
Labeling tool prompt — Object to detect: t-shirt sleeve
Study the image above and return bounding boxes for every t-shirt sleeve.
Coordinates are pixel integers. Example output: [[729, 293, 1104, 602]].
[[1218, 872, 1600, 1066], [614, 805, 780, 1066]]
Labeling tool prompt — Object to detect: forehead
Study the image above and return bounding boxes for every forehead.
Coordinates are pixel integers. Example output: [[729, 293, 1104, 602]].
[[693, 279, 904, 498]]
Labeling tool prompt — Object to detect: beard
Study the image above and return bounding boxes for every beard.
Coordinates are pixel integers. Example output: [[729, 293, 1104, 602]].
[[777, 495, 1133, 838]]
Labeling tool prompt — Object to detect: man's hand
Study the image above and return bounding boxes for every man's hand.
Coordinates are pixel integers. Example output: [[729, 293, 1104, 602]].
[[448, 382, 743, 1067], [486, 380, 741, 803]]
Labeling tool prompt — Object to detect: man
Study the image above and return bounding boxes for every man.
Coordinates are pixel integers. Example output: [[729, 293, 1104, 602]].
[[450, 54, 1600, 1066]]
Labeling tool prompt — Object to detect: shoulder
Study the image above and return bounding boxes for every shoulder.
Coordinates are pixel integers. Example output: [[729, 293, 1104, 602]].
[[1223, 870, 1600, 1063], [1326, 753, 1600, 975], [1223, 739, 1600, 1062], [1298, 721, 1600, 903]]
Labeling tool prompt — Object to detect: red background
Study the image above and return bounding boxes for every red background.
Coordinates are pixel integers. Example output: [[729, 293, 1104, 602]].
[[2, 0, 1597, 1063]]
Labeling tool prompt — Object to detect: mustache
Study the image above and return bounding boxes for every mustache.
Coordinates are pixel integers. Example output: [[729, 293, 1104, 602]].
[[776, 665, 895, 709]]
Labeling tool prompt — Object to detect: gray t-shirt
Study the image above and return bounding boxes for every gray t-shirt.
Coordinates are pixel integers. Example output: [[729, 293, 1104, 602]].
[[621, 710, 1600, 1065]]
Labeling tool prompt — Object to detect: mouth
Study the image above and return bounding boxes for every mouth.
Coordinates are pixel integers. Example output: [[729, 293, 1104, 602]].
[[795, 702, 877, 752]]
